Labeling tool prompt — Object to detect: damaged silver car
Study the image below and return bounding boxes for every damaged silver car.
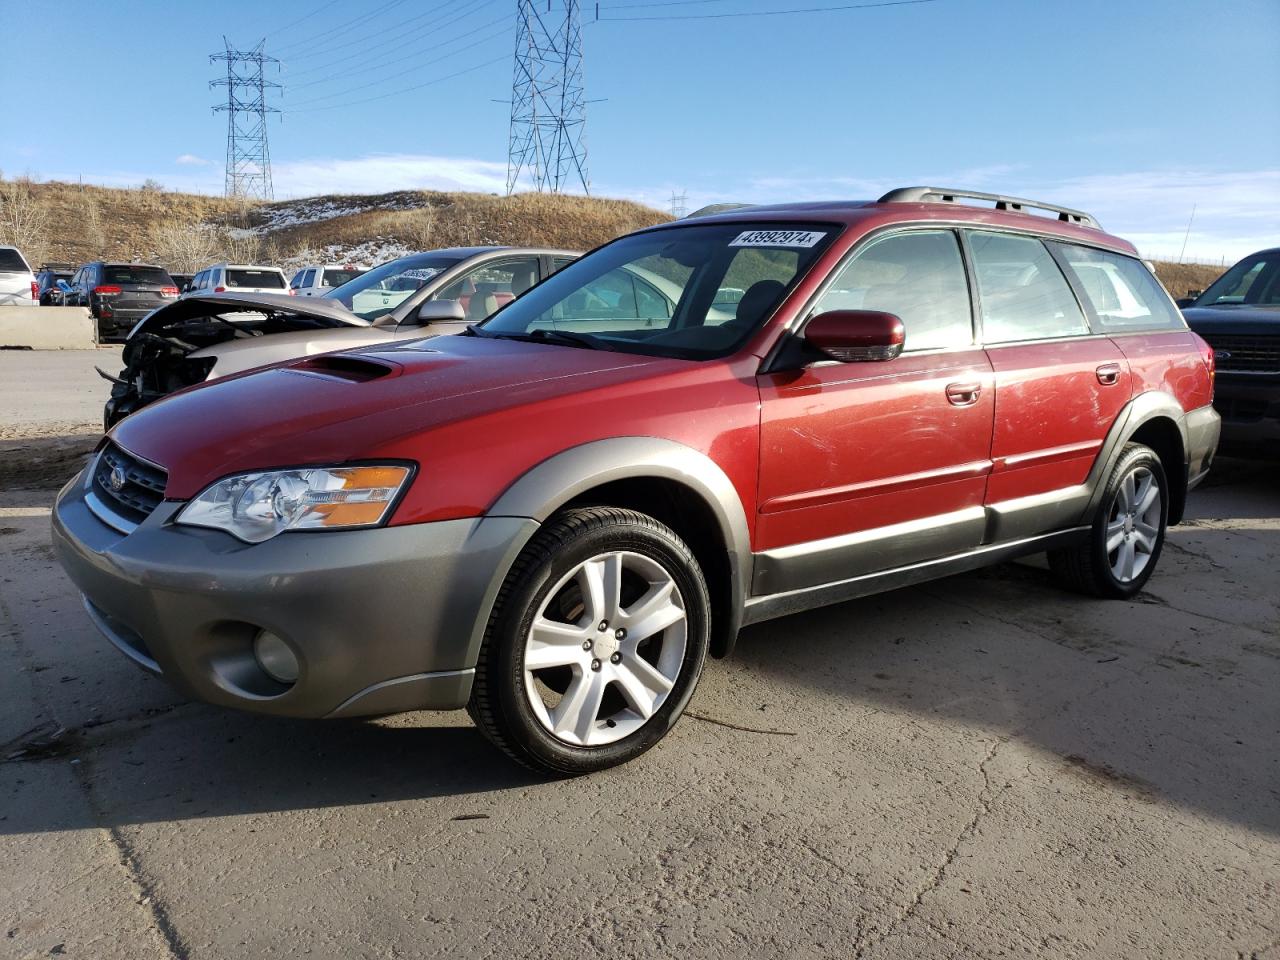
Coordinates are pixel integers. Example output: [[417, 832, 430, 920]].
[[103, 246, 577, 427]]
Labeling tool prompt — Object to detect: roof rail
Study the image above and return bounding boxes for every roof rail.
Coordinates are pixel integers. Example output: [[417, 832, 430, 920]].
[[877, 186, 1101, 229]]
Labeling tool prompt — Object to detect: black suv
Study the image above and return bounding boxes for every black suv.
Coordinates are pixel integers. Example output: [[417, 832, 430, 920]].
[[67, 262, 178, 341], [34, 265, 75, 305], [1181, 248, 1280, 458]]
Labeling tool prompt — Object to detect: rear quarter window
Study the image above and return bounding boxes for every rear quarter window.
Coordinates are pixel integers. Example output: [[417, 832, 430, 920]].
[[0, 249, 30, 272], [227, 269, 285, 289], [1051, 244, 1185, 332], [322, 268, 363, 287]]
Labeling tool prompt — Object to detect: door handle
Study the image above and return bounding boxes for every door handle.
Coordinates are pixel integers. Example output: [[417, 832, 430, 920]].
[[1096, 363, 1122, 386], [945, 382, 982, 406]]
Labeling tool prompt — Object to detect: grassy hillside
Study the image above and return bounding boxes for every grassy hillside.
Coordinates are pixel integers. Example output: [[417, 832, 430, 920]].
[[0, 176, 1227, 296]]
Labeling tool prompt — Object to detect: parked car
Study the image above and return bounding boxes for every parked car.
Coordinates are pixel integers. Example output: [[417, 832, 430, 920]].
[[53, 187, 1219, 775], [35, 264, 75, 305], [0, 246, 37, 306], [66, 262, 179, 340], [103, 246, 577, 426], [183, 263, 290, 297], [170, 274, 195, 294], [1180, 247, 1280, 457], [288, 263, 367, 296]]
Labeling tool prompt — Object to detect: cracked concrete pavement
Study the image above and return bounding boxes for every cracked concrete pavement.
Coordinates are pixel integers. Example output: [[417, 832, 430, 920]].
[[1, 350, 1277, 959]]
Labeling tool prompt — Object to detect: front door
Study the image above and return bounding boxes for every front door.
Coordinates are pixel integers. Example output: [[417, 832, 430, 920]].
[[755, 229, 996, 596]]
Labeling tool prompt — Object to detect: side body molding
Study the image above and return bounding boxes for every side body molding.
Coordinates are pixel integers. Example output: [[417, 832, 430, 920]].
[[482, 437, 754, 659]]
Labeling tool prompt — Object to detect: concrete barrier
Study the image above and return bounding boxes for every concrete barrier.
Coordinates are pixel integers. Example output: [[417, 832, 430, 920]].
[[0, 306, 96, 350]]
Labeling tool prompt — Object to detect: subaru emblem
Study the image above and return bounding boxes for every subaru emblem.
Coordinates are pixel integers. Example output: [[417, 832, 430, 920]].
[[109, 464, 127, 492]]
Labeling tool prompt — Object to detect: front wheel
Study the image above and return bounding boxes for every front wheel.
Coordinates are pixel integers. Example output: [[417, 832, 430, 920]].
[[468, 507, 710, 775], [1049, 442, 1168, 598]]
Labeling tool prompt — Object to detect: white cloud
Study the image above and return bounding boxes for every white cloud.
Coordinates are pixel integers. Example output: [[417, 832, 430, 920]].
[[271, 153, 507, 198], [606, 166, 1280, 264], [175, 153, 213, 167]]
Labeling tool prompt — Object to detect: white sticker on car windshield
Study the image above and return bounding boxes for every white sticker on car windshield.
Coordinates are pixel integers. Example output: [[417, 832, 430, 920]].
[[729, 230, 826, 249]]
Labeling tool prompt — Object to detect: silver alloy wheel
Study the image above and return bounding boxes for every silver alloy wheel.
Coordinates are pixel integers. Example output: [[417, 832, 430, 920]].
[[1106, 465, 1161, 583], [523, 550, 687, 747]]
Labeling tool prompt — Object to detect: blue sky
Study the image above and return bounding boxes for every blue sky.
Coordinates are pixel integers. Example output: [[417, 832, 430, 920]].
[[4, 0, 1278, 260]]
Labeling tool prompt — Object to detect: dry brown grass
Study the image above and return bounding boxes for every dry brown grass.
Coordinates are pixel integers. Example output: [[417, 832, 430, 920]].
[[1150, 261, 1225, 299], [268, 191, 669, 254]]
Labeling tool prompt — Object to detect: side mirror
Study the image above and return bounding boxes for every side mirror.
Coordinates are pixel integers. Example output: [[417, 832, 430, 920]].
[[411, 298, 465, 324], [804, 310, 905, 362]]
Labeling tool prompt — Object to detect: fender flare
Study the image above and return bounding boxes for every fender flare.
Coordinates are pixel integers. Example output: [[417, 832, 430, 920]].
[[1081, 391, 1189, 522], [465, 437, 754, 663]]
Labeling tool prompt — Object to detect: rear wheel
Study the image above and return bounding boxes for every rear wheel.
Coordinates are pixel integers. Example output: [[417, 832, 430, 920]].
[[468, 507, 709, 775], [1049, 442, 1168, 598]]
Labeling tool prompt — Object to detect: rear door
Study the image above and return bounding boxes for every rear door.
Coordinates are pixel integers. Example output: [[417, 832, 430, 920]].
[[968, 230, 1130, 538], [754, 228, 995, 595]]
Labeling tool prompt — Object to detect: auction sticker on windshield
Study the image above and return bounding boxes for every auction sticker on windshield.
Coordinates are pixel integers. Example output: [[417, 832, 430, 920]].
[[729, 229, 827, 248]]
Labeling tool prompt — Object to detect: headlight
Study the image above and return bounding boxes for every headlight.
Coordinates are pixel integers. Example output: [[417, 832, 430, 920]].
[[176, 464, 412, 543]]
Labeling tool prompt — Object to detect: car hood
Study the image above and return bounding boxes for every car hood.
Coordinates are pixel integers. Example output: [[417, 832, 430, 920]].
[[130, 291, 370, 336], [1182, 304, 1280, 335], [112, 334, 682, 499]]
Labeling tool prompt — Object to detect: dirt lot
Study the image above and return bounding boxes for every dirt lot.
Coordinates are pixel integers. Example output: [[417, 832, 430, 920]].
[[1, 351, 1277, 959]]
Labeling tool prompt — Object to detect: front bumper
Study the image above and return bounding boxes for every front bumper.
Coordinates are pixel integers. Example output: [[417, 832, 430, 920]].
[[1212, 376, 1280, 458], [51, 468, 537, 718]]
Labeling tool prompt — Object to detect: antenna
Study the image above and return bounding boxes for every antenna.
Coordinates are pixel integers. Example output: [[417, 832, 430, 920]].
[[507, 0, 589, 195], [211, 38, 280, 201]]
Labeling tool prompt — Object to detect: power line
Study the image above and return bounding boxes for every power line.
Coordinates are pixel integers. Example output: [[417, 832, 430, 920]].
[[283, 54, 510, 114], [287, 24, 513, 106], [271, 0, 414, 55], [595, 0, 936, 21], [260, 0, 345, 41], [282, 0, 474, 66], [286, 2, 501, 84]]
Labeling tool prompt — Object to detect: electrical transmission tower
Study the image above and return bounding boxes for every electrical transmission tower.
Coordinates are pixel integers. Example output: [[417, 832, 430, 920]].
[[507, 0, 589, 195], [211, 39, 280, 201], [670, 191, 688, 218]]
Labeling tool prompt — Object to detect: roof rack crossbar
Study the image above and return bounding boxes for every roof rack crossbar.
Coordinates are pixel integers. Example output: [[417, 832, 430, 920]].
[[877, 186, 1101, 229]]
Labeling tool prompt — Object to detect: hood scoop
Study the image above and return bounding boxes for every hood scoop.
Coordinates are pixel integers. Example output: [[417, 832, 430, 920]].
[[286, 354, 399, 383]]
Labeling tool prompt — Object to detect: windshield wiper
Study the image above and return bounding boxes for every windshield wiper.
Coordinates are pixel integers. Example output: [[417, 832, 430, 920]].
[[481, 328, 615, 351]]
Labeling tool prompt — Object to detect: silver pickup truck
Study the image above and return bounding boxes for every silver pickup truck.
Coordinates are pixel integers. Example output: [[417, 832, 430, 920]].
[[0, 246, 37, 306]]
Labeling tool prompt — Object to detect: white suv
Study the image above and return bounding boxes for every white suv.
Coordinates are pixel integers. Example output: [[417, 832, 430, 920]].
[[289, 263, 368, 297], [0, 246, 37, 306], [185, 263, 290, 296]]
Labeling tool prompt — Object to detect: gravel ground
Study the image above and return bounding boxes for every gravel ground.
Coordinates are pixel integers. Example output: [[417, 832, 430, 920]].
[[1, 350, 1277, 959]]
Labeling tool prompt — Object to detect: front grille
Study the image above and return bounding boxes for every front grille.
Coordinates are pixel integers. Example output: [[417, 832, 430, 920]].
[[1202, 334, 1280, 373], [92, 442, 167, 524]]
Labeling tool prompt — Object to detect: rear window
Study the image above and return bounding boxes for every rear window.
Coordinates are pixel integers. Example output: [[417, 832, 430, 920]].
[[0, 249, 30, 272], [227, 269, 285, 289], [1051, 244, 1185, 332], [104, 265, 172, 285], [322, 268, 364, 287]]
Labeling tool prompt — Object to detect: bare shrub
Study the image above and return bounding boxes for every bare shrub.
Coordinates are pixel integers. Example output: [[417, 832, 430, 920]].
[[148, 220, 222, 273], [0, 177, 50, 264]]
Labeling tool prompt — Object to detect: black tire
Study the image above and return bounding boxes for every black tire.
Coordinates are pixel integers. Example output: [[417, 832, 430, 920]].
[[468, 506, 710, 776], [1049, 442, 1169, 599]]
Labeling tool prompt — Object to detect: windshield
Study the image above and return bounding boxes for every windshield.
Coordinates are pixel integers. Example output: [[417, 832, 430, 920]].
[[325, 254, 462, 320], [477, 222, 836, 359], [1196, 253, 1280, 306]]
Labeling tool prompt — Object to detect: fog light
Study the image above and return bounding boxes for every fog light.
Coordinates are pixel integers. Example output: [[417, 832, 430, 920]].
[[253, 630, 299, 684]]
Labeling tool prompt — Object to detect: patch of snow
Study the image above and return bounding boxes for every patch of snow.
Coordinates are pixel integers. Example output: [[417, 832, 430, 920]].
[[250, 191, 429, 235]]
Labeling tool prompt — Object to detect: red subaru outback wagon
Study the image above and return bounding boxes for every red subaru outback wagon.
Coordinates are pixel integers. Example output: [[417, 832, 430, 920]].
[[52, 187, 1220, 774]]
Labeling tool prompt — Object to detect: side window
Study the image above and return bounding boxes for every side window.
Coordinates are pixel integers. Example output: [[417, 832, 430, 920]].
[[1050, 244, 1185, 333], [289, 270, 304, 289], [550, 257, 575, 274], [967, 231, 1089, 343], [434, 258, 540, 321], [302, 269, 316, 287], [813, 230, 973, 351]]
